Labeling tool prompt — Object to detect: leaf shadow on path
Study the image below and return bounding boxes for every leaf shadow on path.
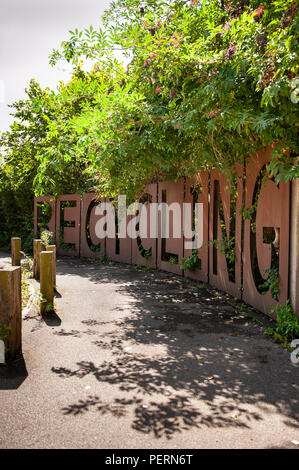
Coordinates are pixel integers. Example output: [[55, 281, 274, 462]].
[[52, 259, 299, 440]]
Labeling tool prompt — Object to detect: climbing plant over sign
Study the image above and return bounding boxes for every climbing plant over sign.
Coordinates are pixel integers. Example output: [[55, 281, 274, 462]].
[[48, 0, 298, 200]]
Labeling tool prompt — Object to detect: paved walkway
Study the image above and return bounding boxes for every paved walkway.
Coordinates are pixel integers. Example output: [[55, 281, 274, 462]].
[[0, 253, 298, 448]]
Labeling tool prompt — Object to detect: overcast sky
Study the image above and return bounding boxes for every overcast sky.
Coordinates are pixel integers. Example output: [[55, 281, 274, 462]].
[[0, 0, 111, 133]]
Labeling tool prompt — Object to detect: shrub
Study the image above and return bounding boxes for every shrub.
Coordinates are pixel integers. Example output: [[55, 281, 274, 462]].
[[40, 230, 54, 248], [265, 300, 299, 346]]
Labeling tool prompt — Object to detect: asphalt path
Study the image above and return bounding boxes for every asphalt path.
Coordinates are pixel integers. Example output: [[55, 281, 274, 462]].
[[0, 254, 298, 449]]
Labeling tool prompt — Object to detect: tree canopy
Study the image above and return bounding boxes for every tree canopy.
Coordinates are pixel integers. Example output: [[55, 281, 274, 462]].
[[0, 0, 298, 247], [47, 0, 299, 198]]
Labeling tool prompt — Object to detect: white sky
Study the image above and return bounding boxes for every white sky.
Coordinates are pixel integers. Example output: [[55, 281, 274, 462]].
[[0, 0, 111, 133]]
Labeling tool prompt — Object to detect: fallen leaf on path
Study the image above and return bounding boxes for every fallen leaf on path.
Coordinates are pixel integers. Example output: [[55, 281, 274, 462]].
[[207, 376, 214, 380], [196, 355, 204, 360]]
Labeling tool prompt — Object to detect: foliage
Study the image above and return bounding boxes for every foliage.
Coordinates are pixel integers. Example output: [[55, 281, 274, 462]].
[[40, 299, 55, 315], [273, 300, 299, 338], [40, 230, 54, 248], [267, 150, 299, 184], [0, 78, 99, 249], [21, 274, 31, 310], [36, 201, 53, 237], [0, 0, 298, 250], [180, 249, 201, 270], [20, 250, 34, 271], [0, 325, 11, 348], [47, 0, 298, 200], [265, 300, 299, 346], [210, 236, 236, 268], [19, 251, 34, 309], [138, 242, 152, 259], [259, 263, 279, 300]]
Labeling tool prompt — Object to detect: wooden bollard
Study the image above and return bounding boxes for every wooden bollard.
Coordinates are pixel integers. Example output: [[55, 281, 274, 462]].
[[46, 245, 56, 289], [33, 239, 44, 280], [0, 266, 22, 360], [40, 251, 54, 315], [11, 237, 21, 266]]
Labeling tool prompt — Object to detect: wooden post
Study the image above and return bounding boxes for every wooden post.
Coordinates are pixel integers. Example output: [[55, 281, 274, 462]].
[[40, 251, 54, 315], [0, 266, 22, 360], [11, 237, 21, 266], [33, 239, 44, 280], [46, 245, 56, 289]]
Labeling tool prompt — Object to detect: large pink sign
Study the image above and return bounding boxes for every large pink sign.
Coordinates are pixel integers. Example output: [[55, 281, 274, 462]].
[[34, 150, 290, 317]]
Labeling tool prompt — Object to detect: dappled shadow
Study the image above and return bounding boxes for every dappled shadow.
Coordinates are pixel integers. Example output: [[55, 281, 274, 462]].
[[58, 388, 261, 439], [51, 341, 298, 416], [0, 354, 28, 390], [52, 257, 299, 439], [53, 328, 81, 337], [55, 257, 276, 330], [23, 311, 62, 329], [62, 394, 130, 418], [52, 336, 298, 438], [23, 315, 44, 332]]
